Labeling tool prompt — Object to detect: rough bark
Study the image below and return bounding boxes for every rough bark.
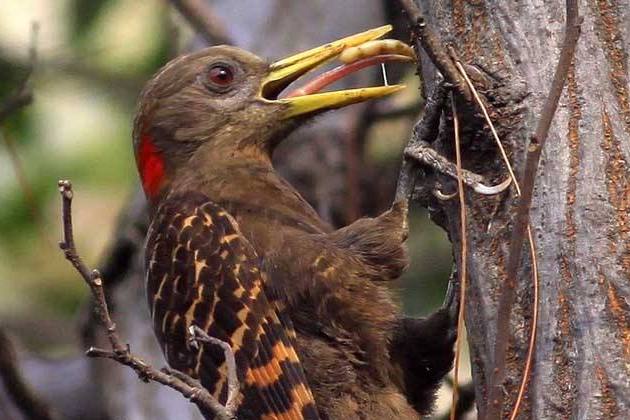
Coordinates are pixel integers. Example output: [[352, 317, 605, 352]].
[[406, 0, 629, 418]]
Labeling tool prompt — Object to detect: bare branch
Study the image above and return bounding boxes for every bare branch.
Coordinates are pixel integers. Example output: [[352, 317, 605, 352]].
[[0, 90, 32, 123], [57, 180, 236, 420], [189, 326, 240, 414], [0, 22, 38, 123], [0, 329, 57, 420], [396, 0, 471, 102], [487, 0, 581, 417], [168, 0, 232, 45]]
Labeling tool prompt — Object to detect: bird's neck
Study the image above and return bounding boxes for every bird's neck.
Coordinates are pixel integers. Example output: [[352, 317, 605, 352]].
[[170, 151, 330, 240]]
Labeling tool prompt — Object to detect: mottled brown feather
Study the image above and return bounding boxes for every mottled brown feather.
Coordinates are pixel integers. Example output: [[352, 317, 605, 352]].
[[146, 191, 319, 419]]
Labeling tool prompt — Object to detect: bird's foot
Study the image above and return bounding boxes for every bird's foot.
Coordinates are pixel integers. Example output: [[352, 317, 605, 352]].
[[404, 140, 512, 198]]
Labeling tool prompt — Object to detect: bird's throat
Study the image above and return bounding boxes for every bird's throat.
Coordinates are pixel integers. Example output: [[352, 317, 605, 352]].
[[138, 132, 166, 198]]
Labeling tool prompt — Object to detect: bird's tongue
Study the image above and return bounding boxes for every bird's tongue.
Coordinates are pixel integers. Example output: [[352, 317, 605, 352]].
[[284, 54, 408, 98]]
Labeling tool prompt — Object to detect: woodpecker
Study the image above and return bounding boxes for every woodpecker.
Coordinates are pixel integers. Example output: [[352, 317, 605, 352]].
[[134, 25, 456, 419]]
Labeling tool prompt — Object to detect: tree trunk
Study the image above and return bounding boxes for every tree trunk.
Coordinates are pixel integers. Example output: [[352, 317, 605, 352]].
[[408, 0, 629, 418]]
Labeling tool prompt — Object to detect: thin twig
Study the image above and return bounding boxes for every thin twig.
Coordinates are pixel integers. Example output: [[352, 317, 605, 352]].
[[168, 0, 232, 45], [487, 1, 580, 417], [396, 0, 471, 102], [509, 225, 539, 420], [189, 326, 240, 414], [0, 24, 45, 240], [453, 59, 520, 196], [0, 22, 37, 123], [57, 180, 236, 420], [0, 329, 57, 420], [449, 94, 468, 420], [0, 90, 33, 123], [0, 129, 48, 240]]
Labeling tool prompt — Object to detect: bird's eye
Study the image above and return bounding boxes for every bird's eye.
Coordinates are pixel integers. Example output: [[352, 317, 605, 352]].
[[206, 64, 235, 91]]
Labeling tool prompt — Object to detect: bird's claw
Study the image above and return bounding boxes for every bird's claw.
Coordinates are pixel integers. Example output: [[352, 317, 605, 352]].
[[405, 141, 513, 199], [472, 176, 512, 195], [433, 176, 511, 201], [433, 187, 457, 201]]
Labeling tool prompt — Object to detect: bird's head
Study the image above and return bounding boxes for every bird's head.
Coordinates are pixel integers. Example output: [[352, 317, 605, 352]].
[[133, 25, 414, 201]]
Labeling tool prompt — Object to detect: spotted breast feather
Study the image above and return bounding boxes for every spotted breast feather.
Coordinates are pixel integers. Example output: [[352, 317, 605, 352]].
[[145, 191, 320, 420]]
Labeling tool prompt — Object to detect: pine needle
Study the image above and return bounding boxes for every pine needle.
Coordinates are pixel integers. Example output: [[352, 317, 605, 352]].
[[449, 63, 540, 420], [509, 225, 539, 420], [454, 61, 521, 197], [450, 94, 468, 420]]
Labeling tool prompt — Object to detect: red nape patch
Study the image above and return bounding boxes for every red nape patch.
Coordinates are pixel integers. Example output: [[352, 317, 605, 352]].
[[138, 133, 165, 197]]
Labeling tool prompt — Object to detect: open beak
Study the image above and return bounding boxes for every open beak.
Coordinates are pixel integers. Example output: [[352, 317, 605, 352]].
[[259, 25, 414, 119]]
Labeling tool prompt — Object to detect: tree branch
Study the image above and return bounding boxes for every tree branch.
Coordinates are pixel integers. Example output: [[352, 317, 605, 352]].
[[0, 329, 57, 420], [168, 0, 232, 45], [487, 1, 581, 417], [188, 326, 240, 414], [0, 90, 32, 123], [0, 22, 37, 123], [57, 180, 237, 420], [396, 0, 471, 102]]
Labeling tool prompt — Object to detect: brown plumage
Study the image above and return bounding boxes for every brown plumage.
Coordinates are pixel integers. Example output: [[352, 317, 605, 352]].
[[134, 26, 455, 419]]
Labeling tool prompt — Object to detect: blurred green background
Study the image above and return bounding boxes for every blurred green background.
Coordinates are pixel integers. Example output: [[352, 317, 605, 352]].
[[0, 0, 452, 356], [0, 0, 169, 350]]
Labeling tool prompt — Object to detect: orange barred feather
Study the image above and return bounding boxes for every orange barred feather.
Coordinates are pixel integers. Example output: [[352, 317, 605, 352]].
[[145, 191, 319, 419]]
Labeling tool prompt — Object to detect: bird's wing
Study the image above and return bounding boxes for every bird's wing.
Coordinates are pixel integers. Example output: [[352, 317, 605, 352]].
[[145, 191, 319, 420]]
